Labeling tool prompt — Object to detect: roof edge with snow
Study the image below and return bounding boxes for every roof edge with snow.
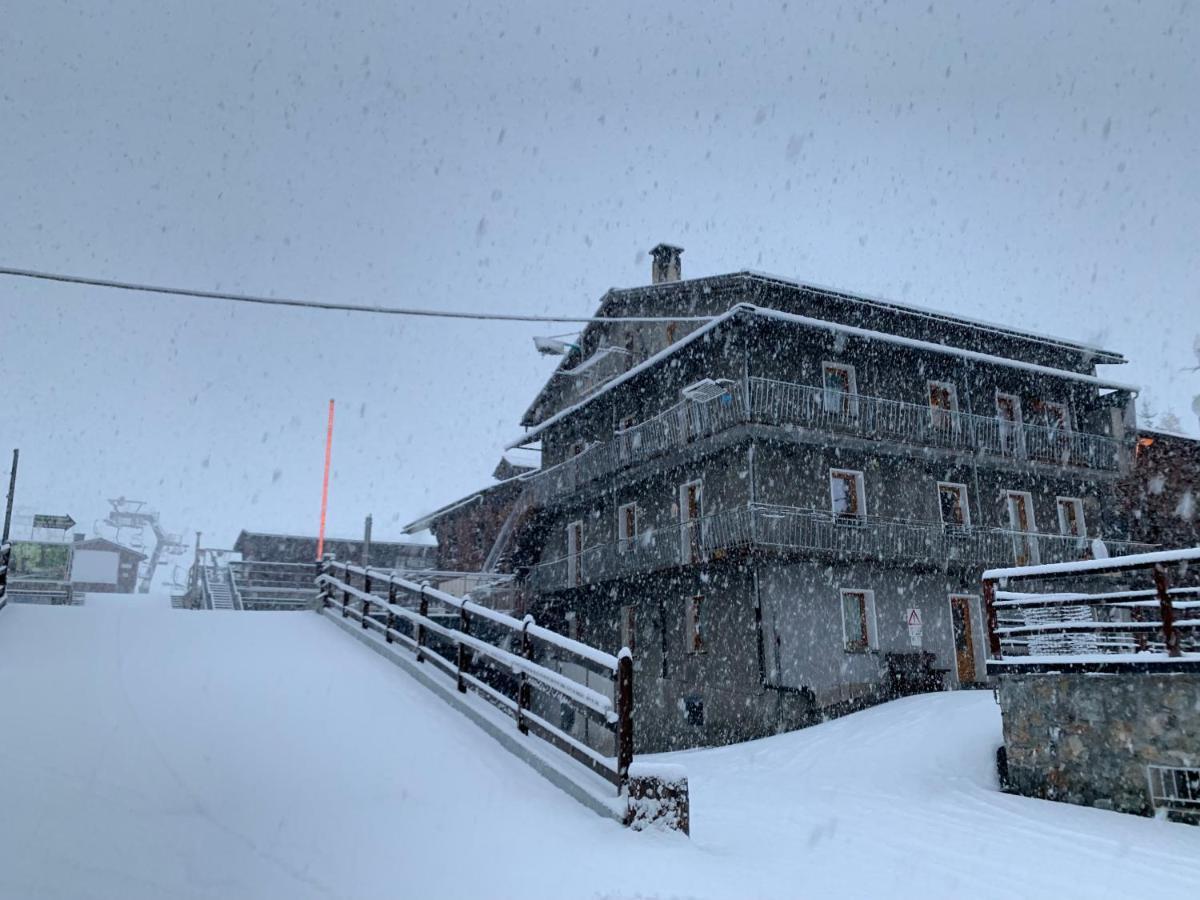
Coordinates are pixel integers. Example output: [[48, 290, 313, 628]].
[[507, 303, 1139, 449]]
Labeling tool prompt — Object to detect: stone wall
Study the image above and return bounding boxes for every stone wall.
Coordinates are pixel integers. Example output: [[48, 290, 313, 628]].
[[996, 668, 1200, 816]]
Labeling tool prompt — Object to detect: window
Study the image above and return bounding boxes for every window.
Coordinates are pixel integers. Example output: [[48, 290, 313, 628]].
[[1056, 497, 1086, 538], [679, 480, 704, 563], [995, 392, 1024, 455], [822, 362, 858, 416], [1041, 401, 1071, 434], [620, 604, 636, 651], [840, 589, 878, 653], [566, 520, 583, 586], [617, 502, 639, 552], [1005, 490, 1040, 566], [829, 469, 866, 519], [928, 380, 959, 430], [685, 595, 704, 653], [937, 482, 971, 528]]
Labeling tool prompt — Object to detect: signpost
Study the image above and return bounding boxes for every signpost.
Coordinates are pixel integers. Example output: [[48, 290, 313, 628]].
[[3, 449, 17, 543], [33, 514, 76, 532]]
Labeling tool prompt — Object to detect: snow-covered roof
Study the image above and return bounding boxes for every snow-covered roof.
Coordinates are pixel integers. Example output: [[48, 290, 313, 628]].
[[741, 270, 1126, 363], [983, 547, 1200, 581], [234, 529, 432, 547], [507, 303, 1139, 449], [501, 447, 541, 469], [402, 472, 527, 534], [519, 270, 1127, 429], [70, 537, 147, 561], [1140, 426, 1200, 443]]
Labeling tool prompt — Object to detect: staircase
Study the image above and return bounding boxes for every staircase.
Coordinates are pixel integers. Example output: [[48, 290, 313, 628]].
[[228, 561, 316, 611], [204, 566, 238, 610], [483, 486, 535, 573]]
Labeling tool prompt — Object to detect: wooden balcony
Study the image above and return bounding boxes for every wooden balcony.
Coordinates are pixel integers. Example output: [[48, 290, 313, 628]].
[[521, 377, 1127, 507], [524, 504, 1155, 593]]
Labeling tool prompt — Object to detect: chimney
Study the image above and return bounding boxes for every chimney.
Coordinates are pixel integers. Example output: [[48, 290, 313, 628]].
[[650, 243, 684, 284]]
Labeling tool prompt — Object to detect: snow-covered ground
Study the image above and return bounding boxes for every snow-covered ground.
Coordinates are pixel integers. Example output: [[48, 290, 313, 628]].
[[0, 602, 1196, 900]]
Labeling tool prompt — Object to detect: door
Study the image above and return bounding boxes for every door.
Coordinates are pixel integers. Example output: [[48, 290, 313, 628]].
[[822, 363, 858, 419], [995, 393, 1024, 456], [679, 481, 703, 563], [1005, 491, 1039, 566], [949, 595, 977, 683], [566, 521, 583, 586], [928, 381, 958, 435], [937, 482, 970, 529]]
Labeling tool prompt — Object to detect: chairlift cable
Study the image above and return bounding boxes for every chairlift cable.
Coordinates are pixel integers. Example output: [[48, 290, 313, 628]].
[[0, 265, 712, 325]]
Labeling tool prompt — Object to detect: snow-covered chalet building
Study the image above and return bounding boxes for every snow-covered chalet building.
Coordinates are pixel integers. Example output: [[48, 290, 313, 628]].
[[408, 245, 1153, 751]]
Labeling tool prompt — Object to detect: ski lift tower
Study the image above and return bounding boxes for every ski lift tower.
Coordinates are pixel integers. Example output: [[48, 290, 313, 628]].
[[105, 498, 184, 593]]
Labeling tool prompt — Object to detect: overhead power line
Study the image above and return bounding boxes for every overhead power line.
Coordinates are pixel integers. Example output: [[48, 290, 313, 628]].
[[0, 265, 712, 324]]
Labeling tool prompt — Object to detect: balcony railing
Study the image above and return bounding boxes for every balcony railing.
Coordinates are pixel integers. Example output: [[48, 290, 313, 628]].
[[521, 377, 1125, 507], [524, 504, 1155, 593], [748, 378, 1121, 471]]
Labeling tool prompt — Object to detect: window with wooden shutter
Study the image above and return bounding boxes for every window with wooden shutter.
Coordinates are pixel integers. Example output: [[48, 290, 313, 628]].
[[830, 469, 866, 519], [685, 595, 704, 654], [840, 589, 877, 652]]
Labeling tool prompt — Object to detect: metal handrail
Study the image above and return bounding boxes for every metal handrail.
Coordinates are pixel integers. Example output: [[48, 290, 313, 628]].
[[317, 559, 636, 792]]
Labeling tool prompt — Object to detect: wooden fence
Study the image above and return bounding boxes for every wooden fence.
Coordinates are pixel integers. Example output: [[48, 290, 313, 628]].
[[316, 557, 634, 793], [982, 548, 1200, 661]]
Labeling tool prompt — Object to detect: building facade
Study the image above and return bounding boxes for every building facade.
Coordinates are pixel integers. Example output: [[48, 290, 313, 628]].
[[1122, 428, 1200, 549], [232, 530, 436, 570], [413, 246, 1152, 752], [69, 537, 146, 594]]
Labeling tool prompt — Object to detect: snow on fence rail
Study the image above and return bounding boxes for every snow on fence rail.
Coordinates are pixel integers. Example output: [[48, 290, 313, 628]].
[[982, 548, 1200, 662], [316, 558, 634, 792]]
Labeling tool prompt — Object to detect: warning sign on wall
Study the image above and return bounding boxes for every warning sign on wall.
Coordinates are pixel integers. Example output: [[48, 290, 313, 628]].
[[904, 608, 923, 647]]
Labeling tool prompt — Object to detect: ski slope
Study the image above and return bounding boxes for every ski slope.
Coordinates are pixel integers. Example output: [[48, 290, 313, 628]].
[[0, 601, 1196, 900]]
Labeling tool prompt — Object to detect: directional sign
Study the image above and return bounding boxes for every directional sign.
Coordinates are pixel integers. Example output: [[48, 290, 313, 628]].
[[33, 514, 75, 531]]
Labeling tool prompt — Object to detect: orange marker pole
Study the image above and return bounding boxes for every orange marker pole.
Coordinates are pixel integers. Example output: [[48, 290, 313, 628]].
[[317, 399, 335, 560]]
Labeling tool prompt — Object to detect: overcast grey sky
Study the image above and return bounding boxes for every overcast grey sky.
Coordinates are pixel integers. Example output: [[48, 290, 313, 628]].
[[2, 1, 1197, 547]]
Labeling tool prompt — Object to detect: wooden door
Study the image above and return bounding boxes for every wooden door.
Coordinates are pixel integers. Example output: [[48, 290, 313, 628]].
[[1006, 491, 1039, 565], [679, 481, 703, 563], [949, 595, 977, 683], [567, 521, 583, 586], [928, 381, 957, 432], [995, 393, 1024, 455]]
